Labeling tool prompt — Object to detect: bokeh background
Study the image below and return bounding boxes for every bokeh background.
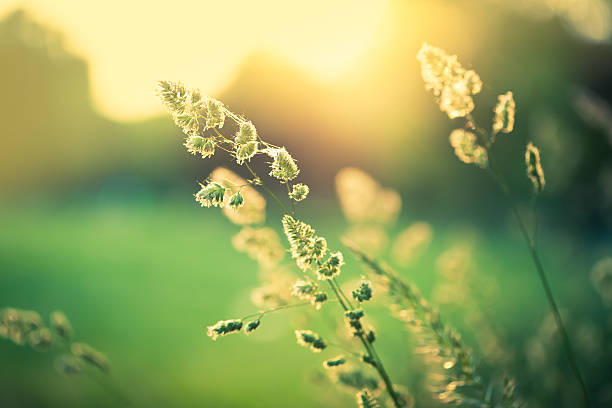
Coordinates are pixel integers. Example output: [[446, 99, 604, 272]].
[[1, 0, 611, 407]]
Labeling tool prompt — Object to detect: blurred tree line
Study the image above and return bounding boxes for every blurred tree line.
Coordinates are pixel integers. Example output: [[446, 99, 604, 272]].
[[0, 3, 610, 233]]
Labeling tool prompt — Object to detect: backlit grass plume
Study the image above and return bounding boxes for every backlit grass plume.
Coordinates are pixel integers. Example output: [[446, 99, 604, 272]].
[[0, 308, 110, 376], [418, 43, 590, 406], [159, 82, 409, 408]]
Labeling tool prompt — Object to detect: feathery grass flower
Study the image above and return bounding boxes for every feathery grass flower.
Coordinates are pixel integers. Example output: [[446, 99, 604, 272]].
[[312, 292, 328, 309], [317, 251, 345, 280], [289, 183, 309, 201], [50, 311, 73, 341], [525, 142, 545, 193], [245, 320, 261, 334], [210, 167, 266, 225], [195, 182, 226, 208], [352, 279, 373, 303], [449, 129, 488, 168], [417, 43, 482, 119], [71, 343, 109, 372], [29, 327, 53, 351], [356, 389, 380, 408], [235, 141, 259, 164], [493, 91, 516, 135], [207, 319, 243, 341], [235, 121, 257, 144], [205, 98, 225, 129], [184, 135, 215, 158], [324, 356, 346, 368], [228, 192, 244, 210], [267, 147, 300, 181], [295, 329, 326, 352], [292, 278, 318, 300]]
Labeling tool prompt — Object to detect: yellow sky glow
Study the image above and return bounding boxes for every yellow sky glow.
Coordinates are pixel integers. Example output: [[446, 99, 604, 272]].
[[1, 0, 389, 121]]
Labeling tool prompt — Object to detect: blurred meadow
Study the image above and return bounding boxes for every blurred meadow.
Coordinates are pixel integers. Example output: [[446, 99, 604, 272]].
[[1, 1, 611, 407]]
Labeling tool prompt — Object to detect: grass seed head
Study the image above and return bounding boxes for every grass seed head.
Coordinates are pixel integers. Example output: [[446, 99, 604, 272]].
[[289, 183, 310, 202], [525, 142, 545, 193], [207, 319, 243, 341]]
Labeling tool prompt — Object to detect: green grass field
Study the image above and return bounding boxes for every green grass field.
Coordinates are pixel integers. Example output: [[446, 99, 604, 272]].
[[0, 197, 602, 407]]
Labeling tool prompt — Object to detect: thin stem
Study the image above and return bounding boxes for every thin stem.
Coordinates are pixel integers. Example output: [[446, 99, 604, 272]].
[[285, 182, 296, 215], [466, 114, 591, 407], [240, 302, 313, 321], [327, 279, 402, 408], [243, 162, 289, 214]]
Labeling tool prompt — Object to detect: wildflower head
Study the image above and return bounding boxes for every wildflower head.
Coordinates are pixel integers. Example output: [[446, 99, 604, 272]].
[[292, 278, 318, 300], [344, 309, 365, 335], [324, 356, 346, 368], [185, 135, 215, 158], [235, 141, 259, 164], [282, 215, 324, 271], [449, 129, 488, 168], [295, 329, 326, 352], [206, 319, 243, 341], [417, 43, 482, 119], [493, 91, 516, 135], [235, 121, 257, 144], [311, 292, 328, 309], [29, 327, 53, 351], [71, 343, 109, 373], [356, 390, 380, 408], [205, 98, 225, 129], [245, 320, 261, 334], [525, 142, 545, 193], [289, 183, 309, 202], [210, 168, 266, 225], [352, 278, 373, 303], [50, 311, 73, 341], [317, 251, 345, 280], [332, 366, 381, 392], [392, 222, 433, 266], [195, 182, 226, 208], [157, 80, 189, 114], [229, 192, 244, 210], [267, 147, 299, 181]]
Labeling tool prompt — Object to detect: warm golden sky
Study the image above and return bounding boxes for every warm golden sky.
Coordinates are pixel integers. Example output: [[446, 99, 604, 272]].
[[1, 1, 390, 122]]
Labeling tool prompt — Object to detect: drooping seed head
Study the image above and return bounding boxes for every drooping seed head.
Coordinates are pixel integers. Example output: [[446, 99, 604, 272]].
[[206, 319, 243, 341], [525, 142, 545, 193], [71, 343, 109, 373], [50, 311, 73, 341], [267, 147, 300, 181], [493, 91, 516, 134], [289, 183, 310, 202]]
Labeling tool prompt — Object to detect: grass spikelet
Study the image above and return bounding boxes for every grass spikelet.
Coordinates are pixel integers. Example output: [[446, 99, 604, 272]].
[[417, 43, 482, 119], [525, 142, 545, 194], [295, 329, 327, 352], [493, 91, 516, 135], [50, 311, 73, 341], [210, 167, 266, 225], [71, 342, 109, 373], [449, 129, 488, 168], [206, 319, 243, 341]]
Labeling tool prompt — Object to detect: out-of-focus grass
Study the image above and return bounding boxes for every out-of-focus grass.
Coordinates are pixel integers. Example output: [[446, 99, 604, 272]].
[[0, 197, 601, 407]]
